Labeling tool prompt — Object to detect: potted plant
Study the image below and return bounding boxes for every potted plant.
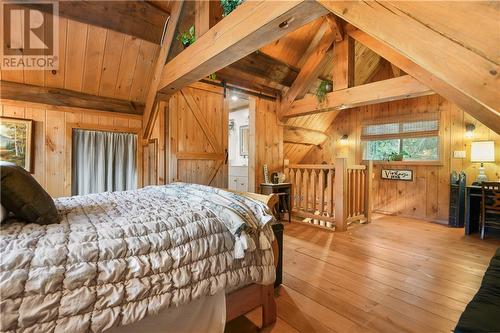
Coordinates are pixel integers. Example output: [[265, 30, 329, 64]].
[[220, 0, 242, 16], [316, 80, 332, 104], [387, 150, 410, 161], [177, 26, 196, 48]]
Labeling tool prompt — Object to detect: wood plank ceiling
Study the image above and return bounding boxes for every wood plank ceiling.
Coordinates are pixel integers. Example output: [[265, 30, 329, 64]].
[[0, 2, 167, 105]]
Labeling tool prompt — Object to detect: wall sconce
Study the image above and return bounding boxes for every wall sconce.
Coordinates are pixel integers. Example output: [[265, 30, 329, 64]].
[[465, 123, 475, 138], [339, 134, 348, 145]]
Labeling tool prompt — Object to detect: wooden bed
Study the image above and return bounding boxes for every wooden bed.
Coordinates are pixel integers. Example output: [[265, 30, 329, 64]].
[[225, 191, 279, 328]]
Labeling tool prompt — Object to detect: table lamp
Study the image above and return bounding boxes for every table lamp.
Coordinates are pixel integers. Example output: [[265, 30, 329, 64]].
[[470, 141, 495, 183]]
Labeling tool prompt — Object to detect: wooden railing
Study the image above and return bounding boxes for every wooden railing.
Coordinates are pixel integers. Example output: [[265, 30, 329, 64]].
[[286, 164, 336, 228], [285, 158, 373, 231]]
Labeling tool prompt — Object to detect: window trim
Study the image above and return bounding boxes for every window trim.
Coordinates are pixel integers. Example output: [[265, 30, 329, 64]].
[[361, 112, 443, 164]]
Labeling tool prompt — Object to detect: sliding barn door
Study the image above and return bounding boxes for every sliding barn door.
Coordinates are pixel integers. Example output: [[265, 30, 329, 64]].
[[168, 84, 228, 188]]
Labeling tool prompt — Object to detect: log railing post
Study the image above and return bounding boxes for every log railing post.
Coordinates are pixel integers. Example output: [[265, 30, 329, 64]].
[[334, 158, 348, 231], [364, 160, 373, 223]]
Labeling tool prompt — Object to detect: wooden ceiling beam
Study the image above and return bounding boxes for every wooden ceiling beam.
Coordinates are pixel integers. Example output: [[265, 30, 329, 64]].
[[348, 27, 500, 134], [222, 51, 331, 95], [283, 75, 434, 119], [21, 1, 170, 44], [143, 1, 183, 139], [158, 0, 328, 94], [318, 0, 500, 133], [297, 18, 330, 68], [215, 67, 282, 97], [325, 14, 344, 42], [227, 52, 298, 88], [0, 81, 143, 115], [284, 125, 329, 146], [280, 25, 335, 119]]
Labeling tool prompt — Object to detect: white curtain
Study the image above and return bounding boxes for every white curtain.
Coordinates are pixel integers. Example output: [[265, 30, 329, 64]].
[[72, 129, 137, 195]]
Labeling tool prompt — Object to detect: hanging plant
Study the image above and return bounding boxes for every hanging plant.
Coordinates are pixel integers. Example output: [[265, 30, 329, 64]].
[[220, 0, 243, 17], [316, 80, 330, 104], [176, 26, 196, 48]]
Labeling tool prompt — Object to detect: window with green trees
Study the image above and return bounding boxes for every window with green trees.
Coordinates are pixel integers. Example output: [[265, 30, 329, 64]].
[[361, 115, 440, 162]]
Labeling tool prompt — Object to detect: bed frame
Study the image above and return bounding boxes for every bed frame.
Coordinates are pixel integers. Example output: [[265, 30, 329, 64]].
[[225, 191, 279, 328]]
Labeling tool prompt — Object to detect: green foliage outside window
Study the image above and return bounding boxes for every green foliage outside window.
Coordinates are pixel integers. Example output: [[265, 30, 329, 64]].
[[364, 139, 400, 161], [402, 137, 438, 161], [364, 136, 438, 161]]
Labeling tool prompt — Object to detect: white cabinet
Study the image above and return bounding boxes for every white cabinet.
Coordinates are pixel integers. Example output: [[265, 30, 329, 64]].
[[229, 175, 248, 192], [229, 166, 248, 192]]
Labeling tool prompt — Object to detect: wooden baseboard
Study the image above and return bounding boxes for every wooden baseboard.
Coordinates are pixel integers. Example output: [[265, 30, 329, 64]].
[[373, 210, 447, 224]]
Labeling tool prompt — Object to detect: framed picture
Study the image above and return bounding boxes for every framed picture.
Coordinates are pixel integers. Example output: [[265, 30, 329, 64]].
[[239, 125, 249, 156], [381, 169, 413, 181], [0, 117, 34, 172]]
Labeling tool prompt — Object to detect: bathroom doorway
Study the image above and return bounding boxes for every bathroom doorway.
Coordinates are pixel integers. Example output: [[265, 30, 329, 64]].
[[228, 92, 250, 192]]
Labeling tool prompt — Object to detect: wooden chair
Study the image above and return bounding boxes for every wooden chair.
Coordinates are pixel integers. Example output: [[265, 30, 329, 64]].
[[480, 182, 500, 239]]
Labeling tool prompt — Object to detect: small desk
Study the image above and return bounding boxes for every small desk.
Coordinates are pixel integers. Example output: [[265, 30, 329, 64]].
[[260, 183, 291, 222]]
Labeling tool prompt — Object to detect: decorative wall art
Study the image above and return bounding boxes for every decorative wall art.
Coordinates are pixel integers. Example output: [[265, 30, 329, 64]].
[[0, 117, 34, 172]]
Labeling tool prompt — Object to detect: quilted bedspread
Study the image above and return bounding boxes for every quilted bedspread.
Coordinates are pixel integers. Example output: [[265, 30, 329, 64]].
[[0, 183, 276, 333]]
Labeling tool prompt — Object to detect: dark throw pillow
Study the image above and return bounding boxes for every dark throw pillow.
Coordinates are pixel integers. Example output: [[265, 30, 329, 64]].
[[0, 164, 59, 224]]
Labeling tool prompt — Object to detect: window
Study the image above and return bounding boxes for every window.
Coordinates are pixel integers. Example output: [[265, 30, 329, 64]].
[[362, 114, 440, 162], [72, 129, 137, 195]]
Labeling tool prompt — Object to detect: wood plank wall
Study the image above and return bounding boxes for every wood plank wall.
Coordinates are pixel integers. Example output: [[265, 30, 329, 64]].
[[143, 83, 283, 192], [300, 94, 500, 223], [0, 102, 142, 198], [0, 16, 159, 103], [250, 97, 284, 191], [147, 102, 167, 185]]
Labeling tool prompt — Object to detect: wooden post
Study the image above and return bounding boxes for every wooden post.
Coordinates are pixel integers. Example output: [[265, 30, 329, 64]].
[[332, 36, 354, 90], [364, 160, 373, 223], [195, 0, 210, 39], [261, 284, 277, 327], [334, 158, 348, 231]]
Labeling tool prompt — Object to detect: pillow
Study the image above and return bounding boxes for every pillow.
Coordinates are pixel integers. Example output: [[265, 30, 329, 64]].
[[0, 164, 59, 224]]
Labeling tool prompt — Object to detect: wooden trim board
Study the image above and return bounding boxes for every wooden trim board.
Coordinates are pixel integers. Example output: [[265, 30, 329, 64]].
[[1, 81, 144, 115]]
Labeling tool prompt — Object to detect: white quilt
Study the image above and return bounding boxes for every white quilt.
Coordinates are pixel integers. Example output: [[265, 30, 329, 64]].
[[0, 183, 275, 333]]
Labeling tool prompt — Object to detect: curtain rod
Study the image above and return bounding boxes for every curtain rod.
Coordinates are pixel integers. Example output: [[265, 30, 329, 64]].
[[199, 79, 277, 101]]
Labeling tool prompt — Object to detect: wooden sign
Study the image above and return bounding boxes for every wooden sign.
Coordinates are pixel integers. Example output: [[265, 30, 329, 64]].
[[381, 169, 413, 181]]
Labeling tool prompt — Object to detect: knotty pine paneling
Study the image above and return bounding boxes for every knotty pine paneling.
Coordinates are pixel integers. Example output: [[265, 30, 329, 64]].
[[0, 15, 159, 104], [300, 94, 500, 223], [143, 83, 283, 193], [250, 96, 284, 191], [1, 102, 142, 198]]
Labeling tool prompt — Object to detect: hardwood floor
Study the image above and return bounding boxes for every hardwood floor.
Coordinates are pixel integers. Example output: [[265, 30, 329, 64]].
[[225, 214, 500, 333]]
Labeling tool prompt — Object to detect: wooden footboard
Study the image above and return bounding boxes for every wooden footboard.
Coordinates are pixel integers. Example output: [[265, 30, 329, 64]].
[[225, 190, 279, 328]]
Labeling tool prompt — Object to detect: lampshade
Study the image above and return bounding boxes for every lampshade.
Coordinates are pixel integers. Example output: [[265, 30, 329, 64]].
[[471, 141, 495, 162]]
